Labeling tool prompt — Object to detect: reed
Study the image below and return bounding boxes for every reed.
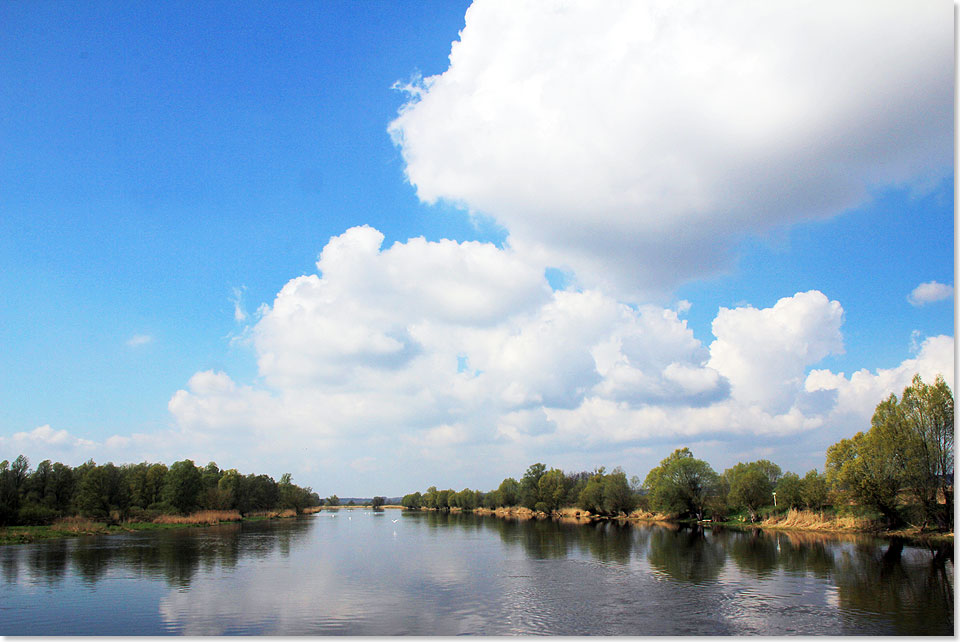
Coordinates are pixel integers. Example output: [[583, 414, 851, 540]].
[[152, 510, 242, 525], [245, 508, 297, 519], [51, 516, 108, 534], [760, 508, 873, 531]]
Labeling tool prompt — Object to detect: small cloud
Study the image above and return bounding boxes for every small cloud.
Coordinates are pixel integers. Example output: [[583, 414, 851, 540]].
[[231, 286, 248, 323], [127, 334, 153, 347], [10, 424, 95, 449], [908, 281, 953, 306]]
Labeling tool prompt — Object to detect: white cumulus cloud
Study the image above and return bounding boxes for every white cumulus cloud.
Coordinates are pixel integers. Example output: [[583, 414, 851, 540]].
[[907, 280, 953, 306], [389, 0, 952, 296], [153, 228, 954, 490]]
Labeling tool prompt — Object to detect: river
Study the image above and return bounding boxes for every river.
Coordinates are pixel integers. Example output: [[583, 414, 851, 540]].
[[0, 509, 953, 635]]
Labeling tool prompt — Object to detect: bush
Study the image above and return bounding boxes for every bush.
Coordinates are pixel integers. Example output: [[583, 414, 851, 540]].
[[17, 503, 59, 525], [147, 501, 177, 514], [126, 506, 163, 522]]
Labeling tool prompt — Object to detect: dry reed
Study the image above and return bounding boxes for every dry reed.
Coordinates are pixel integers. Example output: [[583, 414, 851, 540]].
[[51, 516, 108, 534], [152, 510, 242, 525], [246, 508, 297, 519], [760, 508, 873, 531]]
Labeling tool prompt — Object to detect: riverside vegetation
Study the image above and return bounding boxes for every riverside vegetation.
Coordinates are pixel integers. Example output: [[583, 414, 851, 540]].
[[0, 457, 323, 544], [401, 374, 953, 538]]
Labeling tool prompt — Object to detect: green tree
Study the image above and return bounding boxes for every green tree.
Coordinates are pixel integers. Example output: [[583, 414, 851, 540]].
[[520, 463, 546, 509], [497, 478, 520, 507], [325, 494, 341, 507], [278, 473, 313, 514], [371, 496, 386, 509], [537, 468, 567, 512], [401, 491, 422, 509], [725, 460, 781, 522], [577, 470, 605, 514], [421, 486, 437, 509], [800, 469, 828, 511], [826, 430, 901, 524], [144, 463, 168, 507], [899, 374, 954, 528], [75, 463, 129, 521], [774, 472, 804, 510], [162, 460, 203, 514], [826, 374, 954, 527], [435, 489, 452, 510], [49, 462, 76, 514], [601, 468, 636, 515], [645, 448, 720, 521], [0, 459, 20, 525]]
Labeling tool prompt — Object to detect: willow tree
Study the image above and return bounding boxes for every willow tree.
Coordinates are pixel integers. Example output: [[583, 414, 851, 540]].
[[645, 448, 720, 521], [826, 374, 954, 528]]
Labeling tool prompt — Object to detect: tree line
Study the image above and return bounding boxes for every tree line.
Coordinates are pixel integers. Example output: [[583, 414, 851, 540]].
[[402, 374, 953, 530], [0, 457, 321, 526]]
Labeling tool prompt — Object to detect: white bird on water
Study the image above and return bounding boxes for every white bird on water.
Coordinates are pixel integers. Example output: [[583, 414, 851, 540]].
[[392, 519, 398, 523]]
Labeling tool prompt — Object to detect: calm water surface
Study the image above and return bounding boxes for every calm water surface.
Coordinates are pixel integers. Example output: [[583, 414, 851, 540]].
[[0, 509, 953, 635]]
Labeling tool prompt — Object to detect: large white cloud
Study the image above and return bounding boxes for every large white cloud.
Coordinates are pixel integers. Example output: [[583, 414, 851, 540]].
[[707, 291, 844, 413], [152, 229, 955, 491], [389, 0, 952, 295], [11, 230, 952, 491]]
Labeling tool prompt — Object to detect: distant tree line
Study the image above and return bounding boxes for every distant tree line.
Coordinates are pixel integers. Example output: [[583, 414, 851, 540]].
[[0, 457, 321, 526], [402, 374, 953, 530], [401, 465, 639, 517]]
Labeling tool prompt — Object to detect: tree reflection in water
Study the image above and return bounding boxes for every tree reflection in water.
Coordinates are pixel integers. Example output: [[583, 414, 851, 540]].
[[645, 524, 726, 585], [0, 512, 952, 636], [0, 517, 313, 590]]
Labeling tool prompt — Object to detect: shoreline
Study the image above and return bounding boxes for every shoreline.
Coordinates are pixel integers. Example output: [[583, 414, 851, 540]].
[[436, 506, 954, 544], [0, 504, 408, 545], [0, 507, 324, 546]]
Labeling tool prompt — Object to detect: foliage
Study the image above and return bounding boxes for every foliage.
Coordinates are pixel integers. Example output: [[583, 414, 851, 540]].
[[162, 460, 203, 514], [800, 469, 828, 511], [826, 375, 954, 528], [577, 467, 637, 516], [401, 491, 422, 509], [371, 496, 386, 509], [774, 472, 804, 510], [645, 449, 720, 520], [724, 460, 781, 522], [0, 455, 319, 527], [520, 463, 547, 509], [497, 478, 519, 506]]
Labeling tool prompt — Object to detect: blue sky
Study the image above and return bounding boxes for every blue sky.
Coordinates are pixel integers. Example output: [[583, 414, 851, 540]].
[[0, 1, 953, 495]]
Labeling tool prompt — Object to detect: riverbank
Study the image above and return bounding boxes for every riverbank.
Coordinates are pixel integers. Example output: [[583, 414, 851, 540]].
[[710, 509, 953, 543], [442, 505, 953, 543], [0, 507, 318, 546]]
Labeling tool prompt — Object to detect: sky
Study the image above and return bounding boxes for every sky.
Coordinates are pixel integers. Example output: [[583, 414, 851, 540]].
[[0, 0, 954, 496]]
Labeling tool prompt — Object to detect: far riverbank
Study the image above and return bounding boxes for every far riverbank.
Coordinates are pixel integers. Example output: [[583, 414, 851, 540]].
[[0, 506, 341, 545], [463, 505, 954, 544]]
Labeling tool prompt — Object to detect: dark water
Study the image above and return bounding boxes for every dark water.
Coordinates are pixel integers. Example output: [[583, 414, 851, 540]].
[[0, 509, 953, 635]]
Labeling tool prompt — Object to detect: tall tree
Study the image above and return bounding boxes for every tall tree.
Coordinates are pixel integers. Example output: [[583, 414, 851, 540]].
[[724, 460, 782, 522], [520, 463, 547, 509], [826, 374, 954, 528], [645, 448, 720, 521], [162, 460, 203, 514]]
